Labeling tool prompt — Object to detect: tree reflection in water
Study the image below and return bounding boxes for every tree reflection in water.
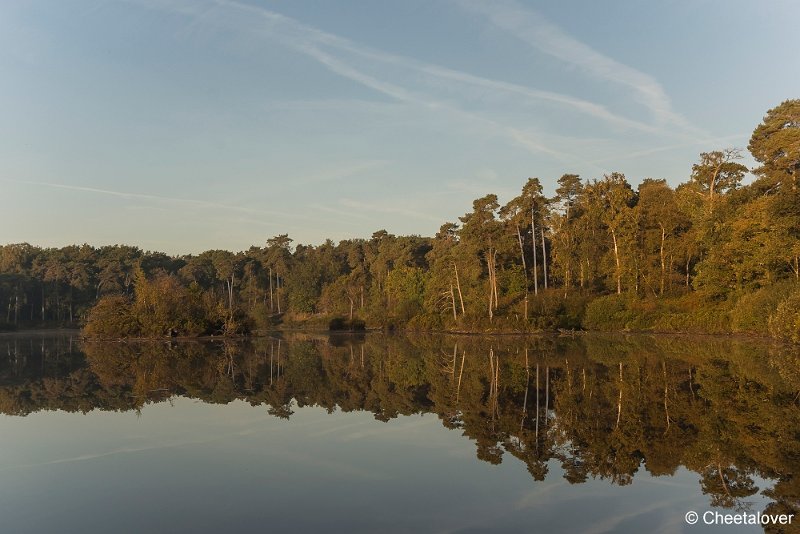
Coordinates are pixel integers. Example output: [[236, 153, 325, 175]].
[[1, 332, 798, 525]]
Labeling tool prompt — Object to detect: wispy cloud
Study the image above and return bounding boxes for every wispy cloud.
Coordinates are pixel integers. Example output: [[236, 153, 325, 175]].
[[133, 0, 667, 162], [5, 178, 299, 219], [339, 198, 442, 223], [586, 132, 749, 166], [453, 0, 700, 135]]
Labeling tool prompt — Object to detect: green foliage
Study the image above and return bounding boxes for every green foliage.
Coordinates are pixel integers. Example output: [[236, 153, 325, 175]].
[[385, 267, 426, 321], [583, 294, 635, 331], [730, 281, 796, 334], [285, 260, 321, 313], [769, 289, 800, 342], [583, 292, 734, 334], [83, 295, 138, 338]]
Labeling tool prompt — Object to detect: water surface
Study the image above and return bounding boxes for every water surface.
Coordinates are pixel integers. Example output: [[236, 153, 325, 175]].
[[1, 332, 798, 533]]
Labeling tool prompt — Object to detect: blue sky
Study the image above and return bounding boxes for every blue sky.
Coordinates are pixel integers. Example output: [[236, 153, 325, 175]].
[[1, 0, 797, 254]]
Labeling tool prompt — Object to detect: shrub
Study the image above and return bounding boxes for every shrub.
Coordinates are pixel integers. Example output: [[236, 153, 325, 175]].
[[730, 281, 796, 335], [769, 290, 800, 343], [83, 295, 139, 338], [583, 294, 632, 331]]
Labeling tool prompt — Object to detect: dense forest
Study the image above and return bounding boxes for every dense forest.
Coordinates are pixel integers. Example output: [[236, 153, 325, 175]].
[[1, 333, 799, 522], [1, 100, 798, 340]]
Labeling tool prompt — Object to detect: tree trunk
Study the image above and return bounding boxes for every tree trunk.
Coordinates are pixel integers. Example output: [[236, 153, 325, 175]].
[[616, 362, 623, 428], [531, 209, 538, 295], [516, 224, 529, 319], [541, 226, 548, 290], [544, 366, 549, 428], [453, 263, 465, 315], [276, 274, 281, 314], [227, 276, 234, 311], [685, 255, 691, 288], [492, 250, 499, 310], [486, 248, 495, 321], [269, 267, 274, 313], [611, 229, 622, 294], [659, 223, 666, 296], [450, 283, 457, 321]]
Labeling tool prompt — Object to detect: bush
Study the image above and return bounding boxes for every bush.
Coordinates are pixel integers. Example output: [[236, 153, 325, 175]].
[[731, 281, 796, 335], [583, 294, 633, 331], [406, 313, 443, 331], [769, 290, 800, 342], [83, 295, 139, 338]]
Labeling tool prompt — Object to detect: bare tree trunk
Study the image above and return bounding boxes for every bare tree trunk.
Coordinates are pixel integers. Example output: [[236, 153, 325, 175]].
[[611, 229, 622, 294], [269, 267, 274, 313], [541, 226, 548, 290], [531, 209, 538, 295], [456, 350, 466, 403], [659, 223, 666, 296], [450, 283, 457, 321], [544, 366, 549, 428], [228, 275, 235, 311], [487, 249, 494, 321], [685, 255, 691, 288], [276, 274, 281, 314], [492, 249, 499, 310], [616, 362, 623, 428], [516, 224, 529, 320], [453, 263, 465, 315], [663, 360, 671, 431], [535, 363, 539, 446]]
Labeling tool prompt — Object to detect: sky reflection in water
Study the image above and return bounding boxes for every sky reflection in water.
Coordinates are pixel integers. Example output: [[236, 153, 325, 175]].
[[0, 333, 794, 533]]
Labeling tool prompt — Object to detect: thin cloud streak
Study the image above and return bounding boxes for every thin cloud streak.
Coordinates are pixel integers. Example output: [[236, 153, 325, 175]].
[[454, 0, 701, 135], [339, 198, 442, 223], [217, 2, 570, 159], [220, 0, 659, 133], [139, 0, 664, 162], [6, 179, 299, 219], [586, 133, 749, 166]]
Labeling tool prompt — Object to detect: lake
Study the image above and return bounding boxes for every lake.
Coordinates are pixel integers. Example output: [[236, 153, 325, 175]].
[[0, 332, 798, 533]]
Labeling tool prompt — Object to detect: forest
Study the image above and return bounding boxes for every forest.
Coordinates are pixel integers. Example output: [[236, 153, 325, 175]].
[[1, 99, 798, 340]]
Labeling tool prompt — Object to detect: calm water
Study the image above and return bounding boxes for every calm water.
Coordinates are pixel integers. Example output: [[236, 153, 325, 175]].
[[0, 332, 798, 533]]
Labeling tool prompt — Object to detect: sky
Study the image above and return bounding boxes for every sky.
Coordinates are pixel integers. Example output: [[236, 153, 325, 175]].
[[1, 0, 798, 254]]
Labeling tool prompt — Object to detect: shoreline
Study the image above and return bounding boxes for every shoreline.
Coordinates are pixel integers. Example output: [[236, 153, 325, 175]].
[[20, 326, 787, 345]]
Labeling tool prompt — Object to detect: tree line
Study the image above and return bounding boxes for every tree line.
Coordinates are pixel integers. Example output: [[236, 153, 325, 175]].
[[1, 99, 798, 339]]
